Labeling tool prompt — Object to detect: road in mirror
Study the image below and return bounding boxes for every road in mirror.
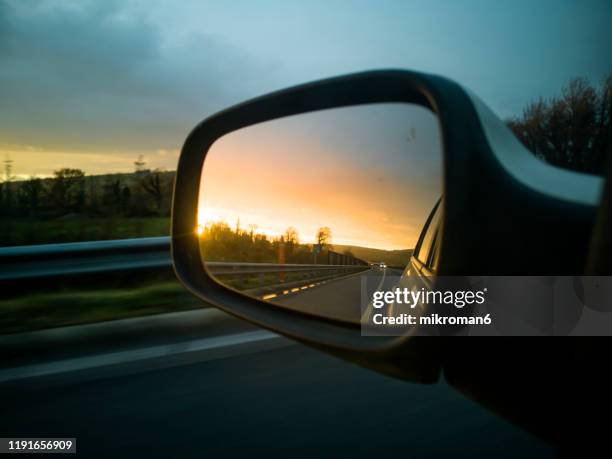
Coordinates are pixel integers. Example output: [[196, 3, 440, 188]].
[[198, 103, 442, 324]]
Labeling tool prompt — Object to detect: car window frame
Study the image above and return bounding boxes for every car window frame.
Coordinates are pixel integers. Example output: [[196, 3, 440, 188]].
[[414, 198, 442, 266]]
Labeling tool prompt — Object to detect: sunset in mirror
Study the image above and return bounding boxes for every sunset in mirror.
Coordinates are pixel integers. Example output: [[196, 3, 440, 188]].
[[198, 103, 442, 253]]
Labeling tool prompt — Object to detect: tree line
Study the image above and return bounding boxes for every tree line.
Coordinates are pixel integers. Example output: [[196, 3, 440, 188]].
[[507, 75, 611, 175], [0, 164, 175, 219], [199, 221, 357, 264]]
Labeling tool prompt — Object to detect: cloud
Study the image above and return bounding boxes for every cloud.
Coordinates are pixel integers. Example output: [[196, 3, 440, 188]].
[[1, 0, 609, 178], [0, 0, 277, 164]]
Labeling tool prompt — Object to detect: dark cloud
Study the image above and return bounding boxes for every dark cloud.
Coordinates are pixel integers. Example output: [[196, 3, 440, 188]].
[[0, 0, 274, 154]]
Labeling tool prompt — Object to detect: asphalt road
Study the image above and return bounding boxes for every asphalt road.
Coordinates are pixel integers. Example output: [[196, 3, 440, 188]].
[[275, 267, 401, 323], [1, 332, 553, 458]]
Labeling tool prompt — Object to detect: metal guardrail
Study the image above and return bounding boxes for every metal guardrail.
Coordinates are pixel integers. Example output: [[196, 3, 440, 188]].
[[0, 237, 172, 281], [210, 262, 367, 296], [207, 262, 363, 276], [0, 238, 368, 286]]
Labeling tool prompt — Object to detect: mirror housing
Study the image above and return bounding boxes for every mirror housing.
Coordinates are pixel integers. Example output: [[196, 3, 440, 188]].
[[171, 69, 603, 383]]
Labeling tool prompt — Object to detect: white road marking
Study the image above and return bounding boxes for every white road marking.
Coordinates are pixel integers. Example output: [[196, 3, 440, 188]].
[[361, 268, 387, 324], [0, 330, 279, 384]]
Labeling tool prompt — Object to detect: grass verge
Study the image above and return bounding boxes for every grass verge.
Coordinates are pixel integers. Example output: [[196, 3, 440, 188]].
[[0, 281, 203, 335]]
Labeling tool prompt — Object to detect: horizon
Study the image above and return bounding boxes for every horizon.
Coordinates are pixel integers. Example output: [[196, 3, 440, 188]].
[[197, 219, 414, 253]]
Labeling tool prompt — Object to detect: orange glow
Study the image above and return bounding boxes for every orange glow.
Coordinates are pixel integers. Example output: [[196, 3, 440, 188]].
[[198, 104, 441, 251]]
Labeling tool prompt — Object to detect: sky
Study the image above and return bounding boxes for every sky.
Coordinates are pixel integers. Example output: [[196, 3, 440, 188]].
[[0, 0, 610, 179], [0, 0, 610, 249], [199, 104, 441, 250]]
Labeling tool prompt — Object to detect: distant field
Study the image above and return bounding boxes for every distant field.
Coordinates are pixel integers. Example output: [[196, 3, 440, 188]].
[[0, 217, 169, 246]]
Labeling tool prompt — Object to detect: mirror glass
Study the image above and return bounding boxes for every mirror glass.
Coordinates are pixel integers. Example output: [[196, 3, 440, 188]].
[[198, 103, 442, 324]]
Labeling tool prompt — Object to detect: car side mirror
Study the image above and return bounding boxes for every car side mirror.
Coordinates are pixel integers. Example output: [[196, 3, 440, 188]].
[[171, 69, 604, 382]]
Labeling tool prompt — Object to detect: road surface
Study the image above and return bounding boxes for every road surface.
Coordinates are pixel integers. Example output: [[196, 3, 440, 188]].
[[0, 315, 553, 458], [273, 267, 401, 323]]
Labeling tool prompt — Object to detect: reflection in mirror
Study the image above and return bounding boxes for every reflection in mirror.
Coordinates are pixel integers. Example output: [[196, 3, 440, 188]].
[[198, 103, 442, 323]]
